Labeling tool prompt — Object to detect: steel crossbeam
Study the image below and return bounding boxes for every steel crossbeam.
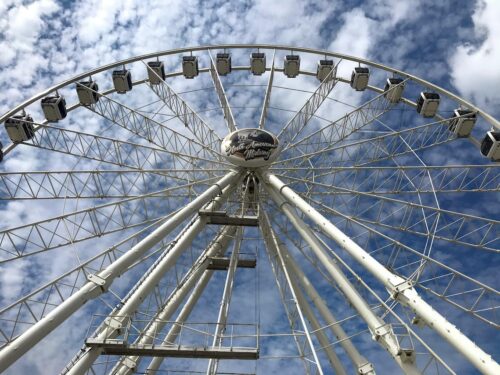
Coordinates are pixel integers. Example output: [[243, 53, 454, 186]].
[[63, 184, 237, 375], [111, 226, 236, 375]]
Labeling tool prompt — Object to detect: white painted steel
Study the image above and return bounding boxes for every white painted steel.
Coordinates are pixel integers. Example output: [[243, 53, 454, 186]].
[[263, 185, 422, 375], [64, 182, 239, 375], [261, 211, 346, 375], [261, 171, 500, 375], [113, 226, 236, 375], [0, 170, 240, 374]]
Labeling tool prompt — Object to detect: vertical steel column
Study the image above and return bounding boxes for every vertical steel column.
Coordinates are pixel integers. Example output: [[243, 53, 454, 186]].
[[261, 211, 325, 375], [0, 170, 240, 374], [64, 178, 240, 375], [113, 226, 237, 375], [206, 227, 243, 375], [261, 171, 500, 375], [263, 184, 421, 375]]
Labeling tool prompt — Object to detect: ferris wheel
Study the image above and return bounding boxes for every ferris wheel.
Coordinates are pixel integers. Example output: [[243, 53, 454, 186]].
[[0, 44, 498, 375]]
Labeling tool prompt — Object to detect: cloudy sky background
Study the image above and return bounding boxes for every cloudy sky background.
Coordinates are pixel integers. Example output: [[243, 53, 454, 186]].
[[0, 0, 499, 374]]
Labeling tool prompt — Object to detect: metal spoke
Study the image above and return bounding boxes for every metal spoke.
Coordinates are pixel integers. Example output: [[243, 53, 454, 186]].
[[277, 62, 339, 149], [273, 164, 500, 194], [18, 120, 228, 172], [209, 51, 237, 132], [144, 60, 223, 153], [279, 175, 500, 252], [0, 169, 225, 200], [259, 50, 276, 130], [85, 84, 219, 165], [0, 178, 217, 263], [281, 87, 398, 159], [276, 117, 455, 169]]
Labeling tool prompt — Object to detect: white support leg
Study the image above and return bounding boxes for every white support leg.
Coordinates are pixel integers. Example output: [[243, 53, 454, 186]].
[[0, 169, 241, 375], [144, 269, 217, 374], [113, 225, 237, 375], [261, 171, 500, 375], [63, 178, 240, 375], [264, 185, 421, 375]]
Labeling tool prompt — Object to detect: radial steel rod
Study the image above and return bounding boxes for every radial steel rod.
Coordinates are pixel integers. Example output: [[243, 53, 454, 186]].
[[261, 171, 500, 375], [0, 170, 240, 374], [264, 186, 421, 375]]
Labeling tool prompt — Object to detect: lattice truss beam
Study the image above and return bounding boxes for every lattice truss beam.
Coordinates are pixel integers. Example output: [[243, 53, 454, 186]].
[[0, 179, 214, 263], [18, 120, 227, 174], [144, 60, 222, 152], [278, 86, 397, 163], [269, 183, 500, 329], [272, 164, 500, 194], [279, 117, 456, 170], [280, 175, 500, 252], [277, 63, 340, 148], [86, 86, 222, 163], [0, 169, 225, 200], [263, 195, 452, 375]]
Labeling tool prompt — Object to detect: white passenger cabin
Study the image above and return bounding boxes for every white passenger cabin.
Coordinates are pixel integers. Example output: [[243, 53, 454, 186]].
[[384, 78, 405, 103], [284, 55, 300, 78], [250, 52, 266, 75], [41, 95, 67, 122], [480, 131, 500, 161], [316, 59, 335, 82], [350, 67, 369, 91], [76, 81, 99, 106], [147, 61, 165, 84], [448, 109, 476, 137], [5, 114, 35, 142], [416, 92, 440, 117], [182, 56, 199, 79], [112, 69, 132, 93], [216, 53, 231, 76]]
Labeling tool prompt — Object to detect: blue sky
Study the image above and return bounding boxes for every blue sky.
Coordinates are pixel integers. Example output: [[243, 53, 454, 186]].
[[0, 0, 499, 374]]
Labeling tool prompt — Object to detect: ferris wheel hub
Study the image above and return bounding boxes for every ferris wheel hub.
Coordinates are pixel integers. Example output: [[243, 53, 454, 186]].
[[221, 128, 280, 167]]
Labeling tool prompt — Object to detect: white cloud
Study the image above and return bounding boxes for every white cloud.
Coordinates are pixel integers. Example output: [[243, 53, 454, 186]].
[[449, 0, 500, 108]]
